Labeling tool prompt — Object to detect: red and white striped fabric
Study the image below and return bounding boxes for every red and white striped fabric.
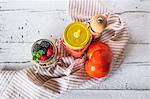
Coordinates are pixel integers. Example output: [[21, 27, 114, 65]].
[[0, 0, 129, 98]]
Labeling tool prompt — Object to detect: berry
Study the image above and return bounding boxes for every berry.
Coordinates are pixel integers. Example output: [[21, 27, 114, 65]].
[[40, 41, 50, 48], [40, 47, 47, 54], [32, 43, 40, 52], [47, 47, 53, 57], [38, 55, 48, 61], [49, 45, 53, 50]]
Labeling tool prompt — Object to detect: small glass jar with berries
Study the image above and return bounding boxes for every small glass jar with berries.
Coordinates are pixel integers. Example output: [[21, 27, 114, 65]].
[[31, 39, 57, 69]]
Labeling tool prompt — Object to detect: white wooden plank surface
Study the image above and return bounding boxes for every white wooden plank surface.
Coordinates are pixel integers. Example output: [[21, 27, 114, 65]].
[[1, 12, 150, 44], [0, 0, 150, 98], [59, 90, 150, 99]]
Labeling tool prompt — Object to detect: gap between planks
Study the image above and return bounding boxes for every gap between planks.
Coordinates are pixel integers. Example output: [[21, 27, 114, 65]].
[[1, 9, 150, 15]]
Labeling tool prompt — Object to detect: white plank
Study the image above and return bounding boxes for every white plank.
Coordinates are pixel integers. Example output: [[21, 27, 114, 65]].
[[0, 43, 150, 89], [1, 0, 150, 12], [121, 13, 150, 44], [103, 0, 150, 13], [0, 12, 70, 43], [0, 43, 32, 70], [0, 0, 68, 11], [59, 90, 150, 99], [0, 43, 149, 67], [0, 11, 150, 43]]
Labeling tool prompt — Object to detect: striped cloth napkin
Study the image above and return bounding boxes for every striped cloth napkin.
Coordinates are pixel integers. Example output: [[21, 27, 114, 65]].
[[0, 0, 129, 98]]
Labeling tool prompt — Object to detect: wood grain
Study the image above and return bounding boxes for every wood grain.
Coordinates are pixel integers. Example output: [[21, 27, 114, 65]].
[[0, 43, 149, 67], [0, 12, 150, 43], [59, 90, 150, 99]]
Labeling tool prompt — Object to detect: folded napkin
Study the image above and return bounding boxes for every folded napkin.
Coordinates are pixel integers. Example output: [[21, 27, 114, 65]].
[[0, 0, 129, 98]]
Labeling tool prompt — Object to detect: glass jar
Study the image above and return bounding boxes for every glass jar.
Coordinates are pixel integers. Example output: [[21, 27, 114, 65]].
[[62, 22, 92, 58], [31, 39, 57, 69]]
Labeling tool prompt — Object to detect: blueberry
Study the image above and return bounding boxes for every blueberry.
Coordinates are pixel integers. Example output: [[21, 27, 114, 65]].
[[40, 47, 47, 55], [32, 43, 41, 52], [40, 41, 50, 48]]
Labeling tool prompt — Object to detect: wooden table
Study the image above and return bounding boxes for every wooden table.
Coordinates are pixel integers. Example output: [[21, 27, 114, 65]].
[[0, 0, 150, 99]]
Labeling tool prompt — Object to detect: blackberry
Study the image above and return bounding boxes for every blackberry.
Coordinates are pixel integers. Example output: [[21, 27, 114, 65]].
[[40, 41, 50, 48], [32, 43, 41, 52], [40, 47, 47, 55]]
